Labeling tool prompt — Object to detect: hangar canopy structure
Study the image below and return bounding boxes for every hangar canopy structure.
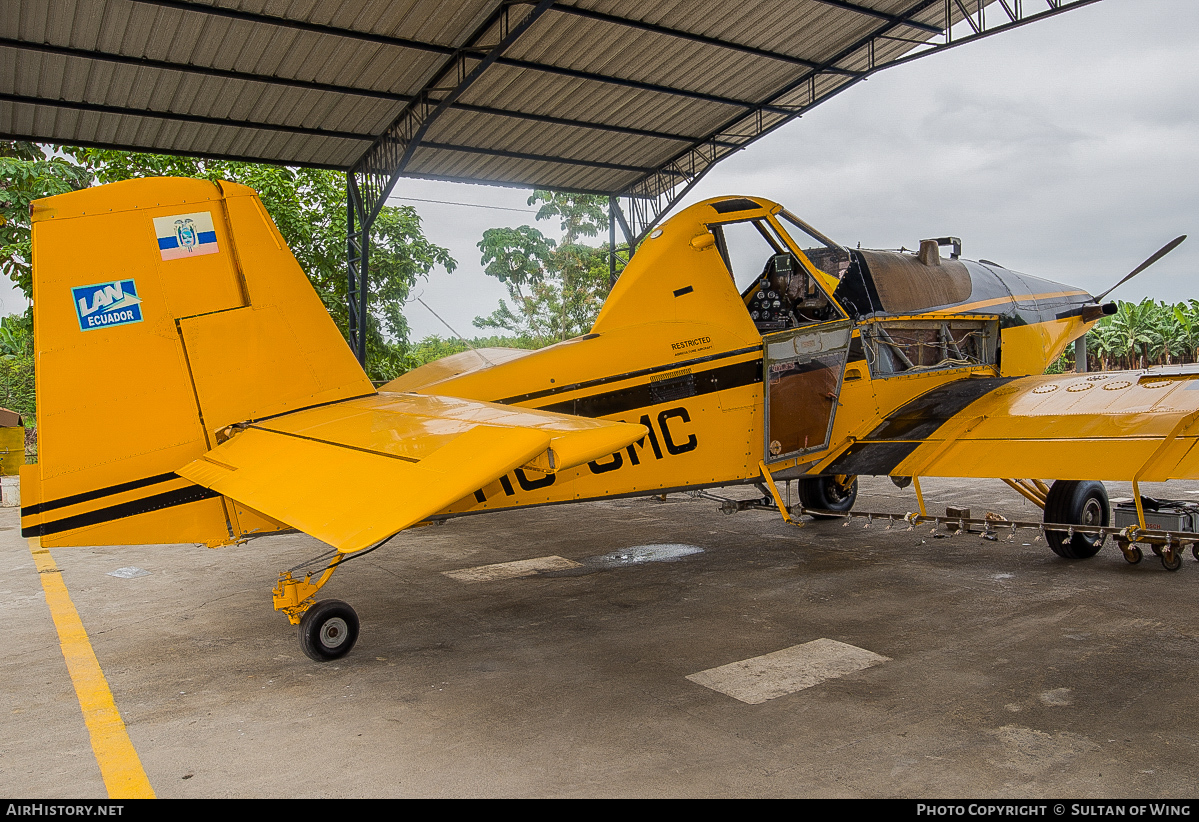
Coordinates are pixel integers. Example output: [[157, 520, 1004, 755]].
[[2, 0, 1102, 363]]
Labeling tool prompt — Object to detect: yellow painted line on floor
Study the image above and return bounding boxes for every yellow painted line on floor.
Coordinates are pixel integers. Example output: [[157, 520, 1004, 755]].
[[29, 538, 155, 799]]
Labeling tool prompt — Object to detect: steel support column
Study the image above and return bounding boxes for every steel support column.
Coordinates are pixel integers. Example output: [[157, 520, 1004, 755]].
[[609, 197, 636, 275], [347, 174, 369, 366], [608, 196, 617, 291]]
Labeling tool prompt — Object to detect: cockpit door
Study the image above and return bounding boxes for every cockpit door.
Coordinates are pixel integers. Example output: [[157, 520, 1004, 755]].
[[763, 319, 852, 462]]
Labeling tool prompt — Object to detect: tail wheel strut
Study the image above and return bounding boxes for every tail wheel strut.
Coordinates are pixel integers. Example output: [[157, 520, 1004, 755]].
[[273, 552, 361, 661]]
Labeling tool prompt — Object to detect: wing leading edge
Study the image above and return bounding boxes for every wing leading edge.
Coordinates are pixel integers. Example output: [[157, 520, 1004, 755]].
[[179, 392, 648, 553]]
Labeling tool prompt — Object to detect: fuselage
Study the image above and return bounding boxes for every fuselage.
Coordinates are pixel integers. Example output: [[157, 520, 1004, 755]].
[[383, 196, 1099, 517]]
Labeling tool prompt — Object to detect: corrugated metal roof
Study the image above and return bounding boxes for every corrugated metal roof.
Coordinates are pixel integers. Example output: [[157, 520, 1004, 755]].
[[2, 0, 1101, 200]]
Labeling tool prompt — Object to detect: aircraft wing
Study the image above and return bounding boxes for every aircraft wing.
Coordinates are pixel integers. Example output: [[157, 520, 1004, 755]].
[[178, 392, 647, 553], [824, 368, 1199, 483]]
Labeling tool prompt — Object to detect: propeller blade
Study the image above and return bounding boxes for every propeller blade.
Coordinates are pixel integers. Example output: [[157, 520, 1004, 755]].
[[1094, 235, 1187, 303]]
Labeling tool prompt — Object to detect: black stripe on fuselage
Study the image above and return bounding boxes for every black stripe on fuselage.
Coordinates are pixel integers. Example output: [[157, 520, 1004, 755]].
[[824, 377, 1014, 476], [21, 484, 221, 538], [495, 345, 762, 406], [21, 472, 181, 516], [534, 358, 762, 417]]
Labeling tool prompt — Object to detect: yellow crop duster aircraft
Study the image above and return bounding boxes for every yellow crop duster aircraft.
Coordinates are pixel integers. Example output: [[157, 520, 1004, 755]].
[[21, 178, 1193, 661]]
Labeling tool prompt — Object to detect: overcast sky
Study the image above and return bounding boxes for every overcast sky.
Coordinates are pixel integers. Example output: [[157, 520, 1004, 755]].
[[6, 0, 1193, 338], [392, 0, 1199, 342]]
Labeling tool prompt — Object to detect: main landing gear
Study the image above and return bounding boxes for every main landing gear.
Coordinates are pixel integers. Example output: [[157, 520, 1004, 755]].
[[696, 469, 860, 526], [1040, 479, 1197, 571], [798, 474, 858, 519], [1043, 480, 1109, 559]]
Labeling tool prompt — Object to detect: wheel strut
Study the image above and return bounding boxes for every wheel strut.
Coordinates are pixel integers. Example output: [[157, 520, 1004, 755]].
[[273, 551, 361, 660]]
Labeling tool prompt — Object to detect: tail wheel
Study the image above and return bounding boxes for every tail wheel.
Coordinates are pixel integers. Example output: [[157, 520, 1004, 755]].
[[1044, 480, 1109, 559], [299, 599, 360, 661], [798, 475, 858, 520]]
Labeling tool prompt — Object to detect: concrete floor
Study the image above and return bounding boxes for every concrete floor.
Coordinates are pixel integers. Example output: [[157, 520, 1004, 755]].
[[3, 477, 1198, 798]]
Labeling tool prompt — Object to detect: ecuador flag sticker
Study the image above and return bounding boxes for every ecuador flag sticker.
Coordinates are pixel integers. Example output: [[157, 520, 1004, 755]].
[[153, 211, 220, 261]]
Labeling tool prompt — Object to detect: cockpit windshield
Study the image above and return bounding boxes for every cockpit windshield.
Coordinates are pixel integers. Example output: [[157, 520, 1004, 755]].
[[776, 210, 852, 281], [708, 212, 849, 334]]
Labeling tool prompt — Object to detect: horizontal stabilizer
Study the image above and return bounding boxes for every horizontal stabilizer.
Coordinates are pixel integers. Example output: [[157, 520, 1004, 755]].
[[178, 392, 647, 552]]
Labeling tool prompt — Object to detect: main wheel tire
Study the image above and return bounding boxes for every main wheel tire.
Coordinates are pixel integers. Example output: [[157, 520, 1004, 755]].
[[798, 475, 858, 520], [1044, 480, 1109, 559], [299, 599, 360, 661]]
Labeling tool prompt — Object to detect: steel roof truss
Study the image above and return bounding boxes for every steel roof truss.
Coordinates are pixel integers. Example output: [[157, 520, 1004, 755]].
[[549, 5, 860, 71], [126, 1, 798, 126], [449, 103, 699, 143], [416, 141, 660, 175], [0, 37, 412, 104], [0, 39, 707, 151], [807, 0, 945, 34], [127, 0, 458, 59], [0, 93, 375, 143], [491, 57, 808, 113], [0, 130, 347, 171], [351, 0, 558, 226]]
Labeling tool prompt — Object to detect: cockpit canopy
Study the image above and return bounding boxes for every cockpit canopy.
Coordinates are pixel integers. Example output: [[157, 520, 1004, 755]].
[[707, 208, 849, 333], [701, 201, 998, 377]]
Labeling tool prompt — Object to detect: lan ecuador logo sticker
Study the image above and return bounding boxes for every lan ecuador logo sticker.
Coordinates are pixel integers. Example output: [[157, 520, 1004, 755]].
[[152, 211, 219, 260], [73, 280, 144, 331]]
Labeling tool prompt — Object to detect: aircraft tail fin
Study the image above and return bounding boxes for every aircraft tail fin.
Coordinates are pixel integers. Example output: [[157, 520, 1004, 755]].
[[22, 177, 374, 547]]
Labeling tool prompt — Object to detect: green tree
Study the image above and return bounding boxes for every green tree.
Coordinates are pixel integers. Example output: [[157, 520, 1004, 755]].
[[1087, 317, 1122, 371], [473, 190, 621, 344], [1083, 299, 1199, 370], [0, 310, 31, 360], [364, 206, 458, 378], [1104, 299, 1161, 369], [0, 142, 92, 299], [1150, 301, 1180, 365], [529, 189, 606, 242], [0, 310, 35, 429], [1172, 300, 1199, 364], [0, 143, 87, 431]]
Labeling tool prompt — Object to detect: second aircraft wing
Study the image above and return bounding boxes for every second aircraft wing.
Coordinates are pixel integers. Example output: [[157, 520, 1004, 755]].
[[824, 367, 1199, 483]]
